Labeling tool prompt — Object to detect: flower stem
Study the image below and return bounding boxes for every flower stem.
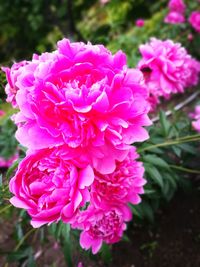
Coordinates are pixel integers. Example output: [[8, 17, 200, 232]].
[[14, 228, 36, 251], [138, 136, 200, 152], [169, 165, 200, 174]]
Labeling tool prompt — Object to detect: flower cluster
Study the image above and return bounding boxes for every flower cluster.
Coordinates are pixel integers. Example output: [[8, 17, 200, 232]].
[[4, 38, 151, 253], [164, 0, 186, 24], [138, 38, 200, 110], [190, 105, 200, 133]]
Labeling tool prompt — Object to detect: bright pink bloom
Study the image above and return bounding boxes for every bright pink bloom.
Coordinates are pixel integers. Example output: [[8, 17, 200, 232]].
[[91, 147, 146, 207], [190, 105, 200, 132], [0, 153, 19, 168], [2, 61, 28, 108], [6, 38, 151, 174], [168, 0, 186, 14], [189, 11, 200, 33], [136, 19, 145, 27], [73, 205, 132, 254], [164, 11, 185, 24], [9, 147, 94, 227], [138, 38, 200, 109]]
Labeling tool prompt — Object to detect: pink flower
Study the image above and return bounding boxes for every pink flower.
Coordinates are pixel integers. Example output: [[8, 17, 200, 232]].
[[0, 110, 5, 117], [189, 11, 200, 33], [91, 147, 146, 207], [2, 61, 28, 108], [138, 38, 200, 109], [9, 147, 94, 227], [6, 38, 151, 174], [73, 205, 132, 254], [164, 11, 185, 24], [190, 105, 200, 132], [0, 153, 19, 168], [168, 0, 186, 14], [135, 19, 145, 27]]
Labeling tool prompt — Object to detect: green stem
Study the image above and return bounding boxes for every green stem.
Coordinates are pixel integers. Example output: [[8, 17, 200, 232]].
[[14, 228, 36, 251], [0, 204, 11, 215], [170, 165, 200, 174], [138, 137, 200, 153]]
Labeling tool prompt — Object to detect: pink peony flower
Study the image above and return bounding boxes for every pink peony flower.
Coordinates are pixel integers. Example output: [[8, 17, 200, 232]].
[[9, 147, 94, 227], [0, 153, 19, 168], [0, 110, 5, 117], [190, 105, 200, 132], [168, 0, 186, 14], [189, 11, 200, 33], [138, 38, 200, 109], [164, 11, 185, 24], [91, 147, 146, 207], [6, 38, 151, 174], [135, 19, 145, 27], [2, 61, 28, 108], [73, 205, 132, 254]]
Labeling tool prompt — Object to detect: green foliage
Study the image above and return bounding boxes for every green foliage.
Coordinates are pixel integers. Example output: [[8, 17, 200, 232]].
[[134, 109, 200, 222], [0, 118, 18, 159]]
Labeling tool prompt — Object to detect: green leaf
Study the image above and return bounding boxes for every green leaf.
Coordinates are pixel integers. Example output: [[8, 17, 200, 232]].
[[7, 247, 32, 262], [159, 110, 171, 136], [140, 201, 154, 223], [101, 243, 112, 264], [145, 164, 164, 189], [6, 159, 20, 180], [177, 143, 197, 155], [143, 154, 169, 169]]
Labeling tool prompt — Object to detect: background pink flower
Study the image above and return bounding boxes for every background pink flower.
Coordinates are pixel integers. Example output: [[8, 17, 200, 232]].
[[164, 11, 185, 24], [190, 105, 200, 133], [73, 205, 132, 254], [0, 153, 19, 168], [189, 11, 200, 33], [9, 147, 94, 227], [7, 38, 151, 174], [91, 147, 146, 207], [2, 61, 28, 108], [136, 19, 145, 27], [168, 0, 186, 14], [138, 38, 200, 109]]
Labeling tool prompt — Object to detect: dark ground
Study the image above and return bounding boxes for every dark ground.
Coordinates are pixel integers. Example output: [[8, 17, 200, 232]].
[[1, 187, 200, 267]]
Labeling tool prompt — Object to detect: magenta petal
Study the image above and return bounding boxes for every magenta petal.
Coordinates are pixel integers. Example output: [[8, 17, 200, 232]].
[[91, 238, 103, 254], [79, 165, 94, 189], [30, 219, 50, 228], [80, 231, 93, 250], [10, 196, 30, 209]]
